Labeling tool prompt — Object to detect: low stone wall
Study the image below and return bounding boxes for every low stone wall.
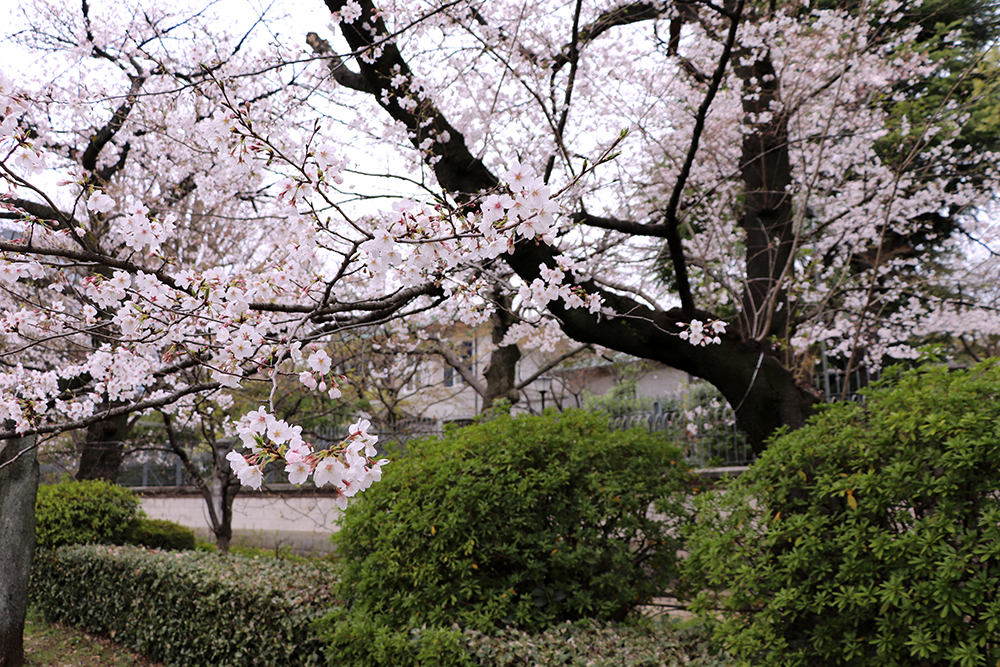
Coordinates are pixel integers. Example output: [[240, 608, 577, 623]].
[[137, 485, 343, 555]]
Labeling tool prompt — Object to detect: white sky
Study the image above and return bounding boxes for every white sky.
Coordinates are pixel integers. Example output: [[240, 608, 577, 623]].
[[0, 0, 336, 77]]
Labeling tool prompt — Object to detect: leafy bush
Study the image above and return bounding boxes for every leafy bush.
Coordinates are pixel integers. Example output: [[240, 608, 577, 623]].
[[320, 409, 694, 665], [31, 545, 334, 667], [124, 518, 196, 551], [317, 616, 731, 667], [461, 618, 731, 666], [34, 479, 141, 549], [686, 361, 1000, 667]]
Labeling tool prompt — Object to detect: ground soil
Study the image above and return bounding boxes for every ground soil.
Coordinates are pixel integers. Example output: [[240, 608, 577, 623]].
[[23, 611, 162, 667]]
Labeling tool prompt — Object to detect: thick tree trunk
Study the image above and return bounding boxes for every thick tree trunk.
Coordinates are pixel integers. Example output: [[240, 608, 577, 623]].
[[75, 410, 129, 482], [482, 290, 521, 410], [0, 435, 39, 667], [734, 51, 795, 342]]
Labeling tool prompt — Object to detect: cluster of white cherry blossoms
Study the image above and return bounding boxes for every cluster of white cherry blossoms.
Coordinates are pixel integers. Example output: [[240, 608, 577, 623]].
[[227, 410, 387, 506], [679, 320, 728, 347]]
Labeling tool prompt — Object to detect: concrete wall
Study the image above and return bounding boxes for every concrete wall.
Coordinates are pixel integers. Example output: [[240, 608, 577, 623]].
[[138, 488, 343, 555]]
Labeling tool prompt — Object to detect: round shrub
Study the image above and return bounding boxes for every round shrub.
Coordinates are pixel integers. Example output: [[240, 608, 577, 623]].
[[324, 409, 694, 640], [35, 478, 141, 549], [686, 361, 1000, 667], [125, 518, 196, 551]]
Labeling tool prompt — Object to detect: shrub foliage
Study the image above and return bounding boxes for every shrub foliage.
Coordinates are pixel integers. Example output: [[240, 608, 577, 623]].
[[461, 619, 731, 666], [125, 517, 196, 551], [321, 409, 694, 664], [31, 545, 334, 667], [316, 618, 730, 667], [686, 362, 1000, 667], [34, 479, 141, 549]]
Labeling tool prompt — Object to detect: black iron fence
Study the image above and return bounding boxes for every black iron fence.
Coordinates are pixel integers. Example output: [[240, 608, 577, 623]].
[[603, 396, 754, 467], [118, 451, 210, 488]]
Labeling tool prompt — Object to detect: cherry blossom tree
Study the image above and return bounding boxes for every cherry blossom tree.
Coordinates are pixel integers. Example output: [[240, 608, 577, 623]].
[[301, 0, 1000, 448], [2, 0, 1000, 663], [0, 3, 401, 661]]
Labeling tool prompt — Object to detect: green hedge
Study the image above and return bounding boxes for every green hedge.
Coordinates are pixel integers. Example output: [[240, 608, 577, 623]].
[[321, 409, 696, 667], [321, 618, 731, 667], [686, 361, 1000, 666], [462, 620, 731, 666], [35, 479, 141, 549], [30, 545, 334, 667], [327, 409, 693, 634], [125, 518, 196, 551]]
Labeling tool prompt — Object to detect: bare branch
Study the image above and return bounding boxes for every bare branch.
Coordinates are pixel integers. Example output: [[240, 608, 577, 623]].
[[663, 0, 745, 317], [516, 344, 591, 390], [81, 72, 148, 178], [306, 32, 375, 94], [433, 340, 487, 397], [551, 1, 665, 73], [571, 210, 671, 237]]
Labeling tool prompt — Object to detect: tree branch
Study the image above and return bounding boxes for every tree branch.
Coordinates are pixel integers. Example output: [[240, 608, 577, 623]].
[[551, 1, 665, 73], [306, 32, 376, 94], [81, 72, 147, 178], [1, 198, 78, 227], [433, 339, 486, 396], [571, 210, 671, 237], [515, 344, 591, 390], [324, 0, 499, 197], [249, 281, 444, 316], [0, 381, 220, 449], [0, 239, 185, 292], [663, 0, 745, 317]]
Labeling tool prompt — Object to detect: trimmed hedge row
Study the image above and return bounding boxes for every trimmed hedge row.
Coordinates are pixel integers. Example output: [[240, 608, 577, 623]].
[[30, 545, 335, 667], [31, 548, 731, 667], [464, 621, 731, 666], [324, 618, 732, 667]]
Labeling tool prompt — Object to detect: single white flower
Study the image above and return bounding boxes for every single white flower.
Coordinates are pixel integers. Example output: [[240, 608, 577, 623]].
[[88, 192, 115, 213]]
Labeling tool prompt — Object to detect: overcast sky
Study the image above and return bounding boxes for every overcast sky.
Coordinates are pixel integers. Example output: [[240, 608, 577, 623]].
[[0, 0, 336, 73]]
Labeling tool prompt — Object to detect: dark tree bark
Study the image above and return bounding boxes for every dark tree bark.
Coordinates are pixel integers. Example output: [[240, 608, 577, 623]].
[[75, 407, 129, 482], [733, 51, 795, 342], [0, 436, 38, 667], [481, 290, 522, 410], [323, 0, 819, 453]]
